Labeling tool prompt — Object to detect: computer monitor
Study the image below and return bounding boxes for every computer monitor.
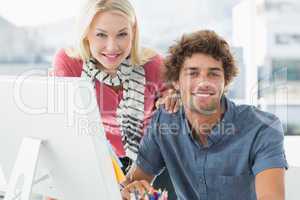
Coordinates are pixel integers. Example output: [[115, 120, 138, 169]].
[[0, 75, 122, 200]]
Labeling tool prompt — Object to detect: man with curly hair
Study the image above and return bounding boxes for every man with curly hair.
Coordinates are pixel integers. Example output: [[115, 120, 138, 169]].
[[120, 30, 288, 200]]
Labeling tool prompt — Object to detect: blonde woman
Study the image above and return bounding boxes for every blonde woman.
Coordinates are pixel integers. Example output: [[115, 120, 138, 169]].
[[52, 0, 178, 198]]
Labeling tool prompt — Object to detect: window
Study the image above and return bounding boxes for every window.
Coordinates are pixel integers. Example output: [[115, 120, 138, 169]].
[[272, 59, 300, 81], [275, 33, 300, 45]]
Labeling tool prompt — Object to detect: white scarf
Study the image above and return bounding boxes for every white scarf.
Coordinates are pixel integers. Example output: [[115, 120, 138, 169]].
[[82, 58, 145, 160]]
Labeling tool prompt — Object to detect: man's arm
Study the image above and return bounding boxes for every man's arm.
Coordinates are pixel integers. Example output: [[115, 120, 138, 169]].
[[255, 168, 285, 200], [250, 115, 288, 200], [121, 163, 155, 186], [120, 108, 165, 199]]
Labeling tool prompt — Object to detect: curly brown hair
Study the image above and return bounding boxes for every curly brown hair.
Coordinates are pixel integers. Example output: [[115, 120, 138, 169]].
[[164, 30, 238, 86]]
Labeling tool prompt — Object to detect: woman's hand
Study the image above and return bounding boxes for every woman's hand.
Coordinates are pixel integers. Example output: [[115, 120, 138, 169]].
[[121, 180, 154, 200], [156, 89, 180, 113]]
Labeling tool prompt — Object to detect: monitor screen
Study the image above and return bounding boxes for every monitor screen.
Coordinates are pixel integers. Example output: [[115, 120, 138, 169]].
[[0, 75, 121, 200]]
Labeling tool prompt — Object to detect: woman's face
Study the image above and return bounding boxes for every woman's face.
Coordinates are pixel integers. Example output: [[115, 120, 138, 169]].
[[87, 10, 134, 74]]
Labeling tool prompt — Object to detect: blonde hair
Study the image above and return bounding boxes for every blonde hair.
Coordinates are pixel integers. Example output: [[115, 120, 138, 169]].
[[69, 0, 146, 65]]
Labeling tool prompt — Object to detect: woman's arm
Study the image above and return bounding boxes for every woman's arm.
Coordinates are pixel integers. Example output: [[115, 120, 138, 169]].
[[51, 48, 83, 77]]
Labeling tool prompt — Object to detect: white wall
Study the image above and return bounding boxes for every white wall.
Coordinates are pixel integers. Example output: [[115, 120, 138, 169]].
[[284, 136, 300, 199]]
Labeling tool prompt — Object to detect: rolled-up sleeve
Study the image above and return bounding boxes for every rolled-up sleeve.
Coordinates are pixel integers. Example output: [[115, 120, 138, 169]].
[[251, 117, 288, 176], [136, 110, 165, 176]]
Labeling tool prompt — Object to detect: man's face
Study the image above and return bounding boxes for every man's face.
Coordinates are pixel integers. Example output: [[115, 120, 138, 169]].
[[174, 53, 225, 116]]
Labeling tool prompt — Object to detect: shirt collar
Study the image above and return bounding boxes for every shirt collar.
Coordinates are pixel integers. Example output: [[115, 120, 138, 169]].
[[181, 95, 235, 148]]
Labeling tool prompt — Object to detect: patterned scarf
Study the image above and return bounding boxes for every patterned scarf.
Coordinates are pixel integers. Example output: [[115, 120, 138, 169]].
[[82, 58, 145, 160]]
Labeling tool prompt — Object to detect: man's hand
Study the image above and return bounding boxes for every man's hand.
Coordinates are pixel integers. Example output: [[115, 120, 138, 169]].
[[121, 180, 154, 200], [120, 164, 155, 199]]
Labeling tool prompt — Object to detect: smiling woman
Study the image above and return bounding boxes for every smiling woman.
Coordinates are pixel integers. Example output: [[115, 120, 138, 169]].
[[52, 0, 163, 163], [86, 11, 133, 73], [50, 0, 179, 199], [51, 0, 180, 198]]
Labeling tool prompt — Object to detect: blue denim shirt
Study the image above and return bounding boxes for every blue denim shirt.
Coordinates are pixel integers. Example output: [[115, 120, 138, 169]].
[[136, 97, 288, 200]]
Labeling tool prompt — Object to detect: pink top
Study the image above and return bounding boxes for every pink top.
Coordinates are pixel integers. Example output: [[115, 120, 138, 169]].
[[52, 49, 164, 157]]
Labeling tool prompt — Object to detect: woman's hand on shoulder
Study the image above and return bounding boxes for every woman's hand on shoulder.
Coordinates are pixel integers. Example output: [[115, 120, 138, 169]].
[[155, 88, 180, 113]]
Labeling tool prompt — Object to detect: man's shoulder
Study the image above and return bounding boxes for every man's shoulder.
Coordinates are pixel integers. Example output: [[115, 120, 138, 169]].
[[149, 106, 184, 134], [153, 106, 183, 122], [146, 106, 186, 141], [232, 101, 281, 131]]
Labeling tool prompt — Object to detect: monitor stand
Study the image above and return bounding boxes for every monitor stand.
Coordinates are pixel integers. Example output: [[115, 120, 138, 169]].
[[4, 137, 42, 200]]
